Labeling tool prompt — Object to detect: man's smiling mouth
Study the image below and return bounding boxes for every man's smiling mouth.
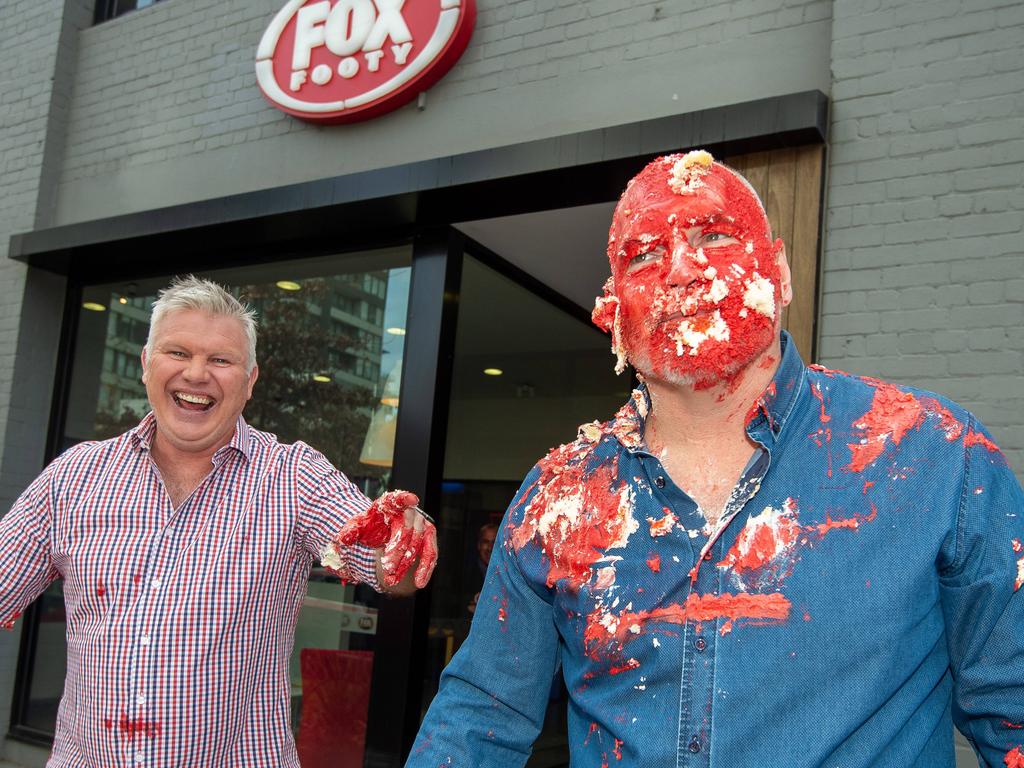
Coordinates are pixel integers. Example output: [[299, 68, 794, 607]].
[[173, 391, 216, 411]]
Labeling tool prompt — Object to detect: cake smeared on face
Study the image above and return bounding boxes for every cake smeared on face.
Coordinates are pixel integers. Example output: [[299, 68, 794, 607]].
[[592, 150, 789, 388]]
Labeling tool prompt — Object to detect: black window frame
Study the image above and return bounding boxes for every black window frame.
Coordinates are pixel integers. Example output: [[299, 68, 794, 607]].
[[94, 0, 167, 25]]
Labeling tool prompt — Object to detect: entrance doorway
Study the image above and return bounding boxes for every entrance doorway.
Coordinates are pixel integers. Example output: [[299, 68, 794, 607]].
[[422, 241, 628, 766]]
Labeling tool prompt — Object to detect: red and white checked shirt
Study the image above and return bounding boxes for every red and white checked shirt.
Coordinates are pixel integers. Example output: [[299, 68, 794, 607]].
[[0, 413, 380, 767]]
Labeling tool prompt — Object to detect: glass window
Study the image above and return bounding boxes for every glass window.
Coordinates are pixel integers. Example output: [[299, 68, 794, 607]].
[[20, 247, 412, 760], [422, 252, 629, 765], [95, 0, 164, 23]]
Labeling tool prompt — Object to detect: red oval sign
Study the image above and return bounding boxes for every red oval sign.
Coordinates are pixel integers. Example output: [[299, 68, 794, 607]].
[[256, 0, 476, 124]]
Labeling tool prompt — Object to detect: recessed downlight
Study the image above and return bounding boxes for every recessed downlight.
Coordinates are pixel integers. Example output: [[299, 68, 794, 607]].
[[483, 368, 503, 376], [277, 280, 302, 291], [312, 373, 332, 383], [82, 302, 106, 312]]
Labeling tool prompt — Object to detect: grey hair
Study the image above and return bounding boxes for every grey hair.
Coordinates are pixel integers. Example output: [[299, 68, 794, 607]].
[[146, 275, 258, 372]]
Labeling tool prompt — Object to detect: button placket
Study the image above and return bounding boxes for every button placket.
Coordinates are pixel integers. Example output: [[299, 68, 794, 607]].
[[128, 510, 178, 742], [680, 534, 720, 767]]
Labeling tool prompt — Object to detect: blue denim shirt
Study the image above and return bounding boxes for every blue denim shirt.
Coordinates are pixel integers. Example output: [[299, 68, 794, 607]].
[[409, 333, 1024, 768]]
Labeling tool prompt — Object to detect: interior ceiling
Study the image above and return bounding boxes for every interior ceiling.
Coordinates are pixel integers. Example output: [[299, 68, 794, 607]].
[[455, 201, 617, 312], [450, 255, 626, 400]]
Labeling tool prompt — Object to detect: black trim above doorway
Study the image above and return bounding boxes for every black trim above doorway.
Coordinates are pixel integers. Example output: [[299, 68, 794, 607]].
[[9, 90, 827, 276]]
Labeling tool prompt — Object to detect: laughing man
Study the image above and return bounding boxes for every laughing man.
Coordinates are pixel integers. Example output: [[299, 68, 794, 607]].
[[0, 275, 437, 767]]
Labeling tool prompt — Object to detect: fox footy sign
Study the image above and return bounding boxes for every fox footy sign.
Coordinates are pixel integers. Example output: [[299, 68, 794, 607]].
[[256, 0, 476, 123]]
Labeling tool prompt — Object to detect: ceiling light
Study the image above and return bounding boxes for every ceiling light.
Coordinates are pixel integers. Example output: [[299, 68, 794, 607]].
[[277, 280, 302, 291], [312, 373, 332, 383], [82, 302, 106, 312], [118, 296, 128, 305], [386, 327, 406, 336], [380, 396, 399, 407], [483, 368, 503, 376]]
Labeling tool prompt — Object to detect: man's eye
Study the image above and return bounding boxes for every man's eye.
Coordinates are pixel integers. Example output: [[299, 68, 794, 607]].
[[168, 351, 186, 358], [627, 246, 665, 270], [211, 358, 230, 365], [699, 232, 737, 247]]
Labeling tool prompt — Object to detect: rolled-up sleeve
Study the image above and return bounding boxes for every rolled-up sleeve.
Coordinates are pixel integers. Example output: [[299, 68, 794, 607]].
[[293, 444, 380, 590]]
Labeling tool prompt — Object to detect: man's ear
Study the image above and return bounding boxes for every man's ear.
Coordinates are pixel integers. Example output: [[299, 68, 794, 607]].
[[140, 347, 148, 384], [246, 363, 259, 400], [775, 239, 793, 308], [591, 277, 618, 333]]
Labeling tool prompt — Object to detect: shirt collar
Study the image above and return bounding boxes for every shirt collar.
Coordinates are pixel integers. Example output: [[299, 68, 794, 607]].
[[609, 330, 808, 450], [742, 330, 807, 443], [128, 412, 253, 463]]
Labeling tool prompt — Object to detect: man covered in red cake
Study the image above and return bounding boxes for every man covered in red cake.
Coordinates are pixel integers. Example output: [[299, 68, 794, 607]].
[[0, 275, 436, 767], [408, 151, 1024, 767]]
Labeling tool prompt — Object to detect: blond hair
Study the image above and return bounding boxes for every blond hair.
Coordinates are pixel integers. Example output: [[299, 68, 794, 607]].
[[147, 275, 258, 372]]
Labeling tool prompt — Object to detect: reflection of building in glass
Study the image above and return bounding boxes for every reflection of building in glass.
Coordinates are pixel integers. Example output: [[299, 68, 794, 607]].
[[97, 297, 150, 419], [94, 273, 389, 422], [244, 274, 388, 392], [324, 273, 387, 390]]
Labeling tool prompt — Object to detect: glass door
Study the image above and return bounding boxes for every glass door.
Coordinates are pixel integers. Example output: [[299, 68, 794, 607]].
[[420, 244, 629, 767]]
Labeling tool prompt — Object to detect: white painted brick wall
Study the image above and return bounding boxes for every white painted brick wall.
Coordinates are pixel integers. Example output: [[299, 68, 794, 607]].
[[822, 0, 1024, 478], [0, 1, 64, 760], [0, 3, 63, 503]]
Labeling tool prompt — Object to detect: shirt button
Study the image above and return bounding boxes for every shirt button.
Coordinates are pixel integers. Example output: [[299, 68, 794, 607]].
[[135, 752, 145, 763], [694, 637, 707, 652], [688, 736, 701, 753], [136, 694, 146, 705], [140, 635, 150, 647], [151, 578, 162, 589], [654, 476, 666, 488]]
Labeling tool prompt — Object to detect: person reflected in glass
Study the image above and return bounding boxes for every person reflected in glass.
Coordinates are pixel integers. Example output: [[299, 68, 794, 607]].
[[466, 522, 498, 616]]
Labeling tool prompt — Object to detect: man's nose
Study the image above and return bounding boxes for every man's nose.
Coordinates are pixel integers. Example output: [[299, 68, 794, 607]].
[[666, 241, 702, 288], [183, 355, 210, 381]]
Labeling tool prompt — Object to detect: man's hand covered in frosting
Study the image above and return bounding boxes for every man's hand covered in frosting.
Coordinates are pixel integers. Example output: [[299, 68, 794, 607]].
[[329, 490, 438, 589]]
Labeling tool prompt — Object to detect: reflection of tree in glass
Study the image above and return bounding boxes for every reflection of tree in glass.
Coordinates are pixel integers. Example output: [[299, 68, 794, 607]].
[[94, 407, 146, 442], [92, 279, 390, 492], [243, 280, 388, 487]]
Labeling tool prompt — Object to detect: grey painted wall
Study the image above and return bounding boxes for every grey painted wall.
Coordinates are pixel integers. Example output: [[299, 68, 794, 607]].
[[0, 0, 84, 760], [821, 0, 1024, 474], [52, 0, 832, 223]]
